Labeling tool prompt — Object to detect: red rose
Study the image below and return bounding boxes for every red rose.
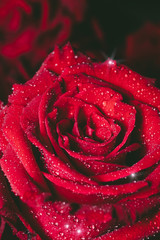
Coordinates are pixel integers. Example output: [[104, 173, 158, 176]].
[[125, 22, 160, 85], [0, 0, 87, 101], [0, 43, 160, 239]]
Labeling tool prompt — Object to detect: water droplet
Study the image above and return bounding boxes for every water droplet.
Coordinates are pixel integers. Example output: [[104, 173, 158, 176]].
[[102, 101, 107, 107]]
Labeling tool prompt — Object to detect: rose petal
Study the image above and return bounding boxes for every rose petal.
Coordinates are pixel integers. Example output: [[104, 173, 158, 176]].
[[3, 104, 48, 190], [95, 208, 160, 240], [114, 196, 160, 225], [43, 172, 148, 204], [94, 147, 160, 182], [9, 69, 57, 106], [61, 57, 160, 110], [38, 82, 62, 141], [94, 62, 160, 111], [0, 103, 8, 152], [0, 145, 43, 201], [45, 43, 91, 75], [135, 103, 160, 151]]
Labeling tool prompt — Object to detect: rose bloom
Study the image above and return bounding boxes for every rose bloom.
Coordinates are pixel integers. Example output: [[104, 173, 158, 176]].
[[0, 43, 160, 239], [0, 0, 86, 101], [125, 22, 160, 87]]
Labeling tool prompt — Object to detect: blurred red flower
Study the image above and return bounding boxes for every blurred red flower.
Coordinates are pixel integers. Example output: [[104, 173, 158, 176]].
[[125, 22, 160, 87], [0, 0, 87, 101]]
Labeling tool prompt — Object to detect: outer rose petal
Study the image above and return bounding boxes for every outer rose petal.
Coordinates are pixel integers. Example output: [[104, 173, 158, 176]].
[[9, 68, 57, 105], [2, 104, 48, 191], [59, 59, 160, 110], [0, 103, 8, 152], [95, 210, 160, 240], [136, 103, 160, 151], [0, 168, 39, 240]]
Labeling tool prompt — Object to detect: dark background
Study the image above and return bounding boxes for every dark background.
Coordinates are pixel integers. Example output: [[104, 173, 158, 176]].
[[88, 1, 160, 54]]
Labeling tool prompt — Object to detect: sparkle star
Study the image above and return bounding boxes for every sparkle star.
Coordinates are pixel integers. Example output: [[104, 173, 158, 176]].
[[131, 173, 136, 177]]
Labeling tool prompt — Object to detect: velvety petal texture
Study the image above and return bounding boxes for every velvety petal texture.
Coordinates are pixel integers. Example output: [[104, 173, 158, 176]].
[[0, 43, 160, 239]]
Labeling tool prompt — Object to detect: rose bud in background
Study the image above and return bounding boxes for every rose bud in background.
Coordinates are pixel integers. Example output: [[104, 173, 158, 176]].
[[0, 43, 160, 239], [0, 0, 87, 102], [125, 22, 160, 88]]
